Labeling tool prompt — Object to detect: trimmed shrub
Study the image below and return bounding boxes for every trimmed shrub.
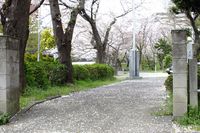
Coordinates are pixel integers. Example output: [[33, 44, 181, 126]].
[[25, 62, 49, 89], [49, 64, 67, 86], [73, 65, 90, 80], [164, 75, 173, 92], [85, 64, 114, 80], [25, 62, 115, 89]]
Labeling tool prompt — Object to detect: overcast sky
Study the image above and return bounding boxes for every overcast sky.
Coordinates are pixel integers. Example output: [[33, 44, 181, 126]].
[[40, 0, 171, 28], [99, 0, 171, 17]]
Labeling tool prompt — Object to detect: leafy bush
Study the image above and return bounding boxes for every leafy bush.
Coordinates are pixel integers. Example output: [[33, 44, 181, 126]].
[[163, 54, 172, 69], [25, 53, 37, 62], [164, 75, 173, 92], [73, 65, 90, 80], [0, 114, 9, 125], [49, 64, 67, 86], [25, 62, 49, 89], [25, 53, 54, 62], [25, 62, 115, 90], [85, 64, 114, 80]]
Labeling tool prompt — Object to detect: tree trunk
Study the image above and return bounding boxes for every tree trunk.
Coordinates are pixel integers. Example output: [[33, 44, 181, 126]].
[[63, 9, 79, 83], [1, 0, 31, 92], [49, 0, 79, 84], [96, 46, 106, 64]]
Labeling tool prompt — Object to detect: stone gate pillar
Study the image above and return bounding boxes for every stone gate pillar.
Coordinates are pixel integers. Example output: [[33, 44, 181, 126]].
[[172, 30, 188, 117], [0, 36, 20, 116]]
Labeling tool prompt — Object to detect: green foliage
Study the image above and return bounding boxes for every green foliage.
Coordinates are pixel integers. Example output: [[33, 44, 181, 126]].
[[164, 75, 173, 92], [40, 28, 55, 52], [49, 64, 67, 86], [85, 64, 114, 80], [171, 0, 200, 14], [163, 54, 172, 69], [25, 53, 54, 62], [24, 60, 115, 91], [177, 107, 200, 125], [25, 53, 37, 62], [0, 114, 10, 125], [73, 65, 90, 80], [25, 62, 49, 89], [155, 38, 172, 69], [141, 57, 155, 71]]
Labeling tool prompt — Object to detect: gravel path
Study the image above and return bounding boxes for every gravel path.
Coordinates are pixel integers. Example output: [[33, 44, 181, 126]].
[[0, 77, 172, 133]]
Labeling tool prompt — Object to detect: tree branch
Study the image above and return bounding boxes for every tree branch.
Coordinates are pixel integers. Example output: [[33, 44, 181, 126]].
[[185, 10, 199, 42], [29, 0, 45, 15], [103, 10, 131, 49], [59, 0, 73, 9]]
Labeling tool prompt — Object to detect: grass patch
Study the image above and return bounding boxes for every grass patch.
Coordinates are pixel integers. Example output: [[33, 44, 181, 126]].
[[175, 107, 200, 130], [153, 91, 173, 116], [20, 78, 119, 108]]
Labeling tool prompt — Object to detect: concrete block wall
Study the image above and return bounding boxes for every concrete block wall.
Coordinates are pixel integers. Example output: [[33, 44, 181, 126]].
[[172, 30, 188, 117], [0, 36, 20, 115]]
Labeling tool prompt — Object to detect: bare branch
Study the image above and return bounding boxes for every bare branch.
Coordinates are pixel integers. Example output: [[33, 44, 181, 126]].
[[59, 0, 73, 9], [29, 0, 45, 15], [115, 9, 132, 19], [103, 10, 131, 47], [94, 0, 100, 20]]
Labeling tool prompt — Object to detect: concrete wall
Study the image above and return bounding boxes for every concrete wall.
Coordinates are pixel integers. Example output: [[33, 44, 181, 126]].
[[172, 30, 188, 117], [0, 36, 20, 115]]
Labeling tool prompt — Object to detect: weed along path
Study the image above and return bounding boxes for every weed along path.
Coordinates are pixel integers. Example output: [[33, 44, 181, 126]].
[[0, 76, 172, 133]]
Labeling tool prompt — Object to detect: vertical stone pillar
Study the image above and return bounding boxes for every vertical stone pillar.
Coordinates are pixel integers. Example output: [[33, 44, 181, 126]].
[[0, 36, 20, 116], [189, 58, 198, 106], [129, 50, 140, 78], [172, 30, 188, 117]]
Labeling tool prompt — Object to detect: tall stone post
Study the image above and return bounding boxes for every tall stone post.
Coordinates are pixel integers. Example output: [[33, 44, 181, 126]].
[[189, 58, 198, 107], [172, 30, 188, 117], [0, 36, 20, 116], [129, 50, 140, 78]]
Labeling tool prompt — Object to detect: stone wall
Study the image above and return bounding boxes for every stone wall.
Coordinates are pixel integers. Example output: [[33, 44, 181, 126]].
[[0, 36, 20, 115]]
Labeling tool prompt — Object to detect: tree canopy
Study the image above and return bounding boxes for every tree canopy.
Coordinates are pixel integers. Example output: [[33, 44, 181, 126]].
[[172, 0, 200, 14], [171, 0, 200, 46], [40, 29, 55, 52]]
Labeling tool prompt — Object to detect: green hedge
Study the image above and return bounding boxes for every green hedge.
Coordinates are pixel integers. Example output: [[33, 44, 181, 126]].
[[84, 64, 114, 80], [25, 62, 49, 89], [73, 65, 90, 80], [25, 61, 114, 89]]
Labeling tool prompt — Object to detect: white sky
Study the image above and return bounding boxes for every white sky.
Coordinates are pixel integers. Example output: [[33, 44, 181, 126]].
[[40, 0, 171, 28], [98, 0, 171, 18]]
